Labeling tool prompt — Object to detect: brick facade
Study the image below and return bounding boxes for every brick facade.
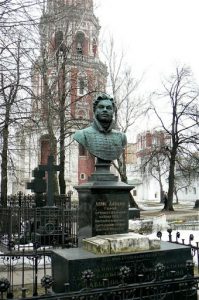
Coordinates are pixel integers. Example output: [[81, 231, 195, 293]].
[[31, 0, 107, 185]]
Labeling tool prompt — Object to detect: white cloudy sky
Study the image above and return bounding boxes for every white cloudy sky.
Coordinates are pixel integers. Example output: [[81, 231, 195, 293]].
[[95, 0, 199, 94]]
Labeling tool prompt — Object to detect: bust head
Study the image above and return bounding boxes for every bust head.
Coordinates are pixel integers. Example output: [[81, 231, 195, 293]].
[[93, 94, 116, 124], [73, 93, 126, 161], [93, 93, 115, 112]]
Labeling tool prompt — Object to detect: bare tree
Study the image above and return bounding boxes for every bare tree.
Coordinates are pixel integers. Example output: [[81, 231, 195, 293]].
[[0, 35, 33, 205], [174, 152, 199, 204], [151, 66, 199, 211], [102, 36, 147, 183], [0, 0, 43, 204]]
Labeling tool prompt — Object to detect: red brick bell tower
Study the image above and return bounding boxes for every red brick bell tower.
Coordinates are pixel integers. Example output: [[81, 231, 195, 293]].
[[32, 0, 107, 186]]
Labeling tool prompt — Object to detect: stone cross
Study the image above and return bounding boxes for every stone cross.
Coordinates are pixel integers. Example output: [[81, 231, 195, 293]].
[[39, 155, 60, 206]]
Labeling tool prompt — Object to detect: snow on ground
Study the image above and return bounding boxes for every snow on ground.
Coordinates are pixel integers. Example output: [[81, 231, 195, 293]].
[[0, 245, 51, 267]]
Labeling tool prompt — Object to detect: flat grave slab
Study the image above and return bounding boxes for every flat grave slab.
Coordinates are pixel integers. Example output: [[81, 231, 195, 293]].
[[51, 241, 193, 293]]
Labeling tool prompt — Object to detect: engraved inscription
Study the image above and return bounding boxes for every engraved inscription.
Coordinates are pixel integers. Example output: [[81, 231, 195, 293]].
[[93, 197, 128, 235], [69, 250, 190, 290]]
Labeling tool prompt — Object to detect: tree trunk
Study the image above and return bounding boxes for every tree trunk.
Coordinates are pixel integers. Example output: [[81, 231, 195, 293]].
[[165, 150, 176, 211], [118, 151, 128, 183], [118, 150, 139, 209], [58, 55, 66, 194], [174, 187, 179, 204], [158, 172, 164, 203], [43, 61, 59, 195], [160, 186, 164, 203], [1, 123, 8, 207]]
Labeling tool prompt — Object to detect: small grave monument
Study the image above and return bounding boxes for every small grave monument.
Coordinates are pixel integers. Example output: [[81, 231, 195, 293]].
[[39, 155, 60, 206], [26, 168, 46, 207], [27, 155, 63, 245]]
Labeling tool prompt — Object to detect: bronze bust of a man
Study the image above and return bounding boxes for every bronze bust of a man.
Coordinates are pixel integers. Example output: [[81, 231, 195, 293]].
[[73, 93, 127, 161]]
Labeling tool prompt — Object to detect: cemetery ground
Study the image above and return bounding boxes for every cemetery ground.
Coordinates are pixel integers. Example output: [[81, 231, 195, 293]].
[[140, 199, 198, 223], [0, 199, 198, 299]]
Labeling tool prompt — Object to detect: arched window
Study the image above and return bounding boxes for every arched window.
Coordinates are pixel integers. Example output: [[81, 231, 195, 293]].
[[55, 30, 63, 49], [40, 135, 57, 165], [92, 38, 97, 56], [40, 135, 50, 165], [79, 78, 85, 95], [79, 144, 86, 156], [78, 72, 87, 95], [80, 173, 86, 180], [76, 32, 85, 55], [76, 109, 88, 120]]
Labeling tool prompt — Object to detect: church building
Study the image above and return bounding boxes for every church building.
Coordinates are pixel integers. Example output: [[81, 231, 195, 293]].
[[11, 0, 107, 195]]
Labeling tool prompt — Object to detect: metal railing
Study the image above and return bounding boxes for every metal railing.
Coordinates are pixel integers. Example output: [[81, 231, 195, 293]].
[[0, 207, 78, 251], [157, 229, 199, 273], [0, 253, 198, 300], [0, 247, 51, 299], [6, 193, 72, 209]]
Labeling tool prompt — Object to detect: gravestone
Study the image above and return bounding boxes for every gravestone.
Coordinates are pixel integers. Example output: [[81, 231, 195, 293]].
[[129, 207, 140, 220], [39, 155, 60, 206], [35, 155, 61, 245], [52, 242, 194, 297], [52, 156, 196, 298], [194, 199, 199, 209], [75, 160, 133, 244], [27, 155, 64, 246], [51, 95, 196, 298], [26, 168, 46, 207]]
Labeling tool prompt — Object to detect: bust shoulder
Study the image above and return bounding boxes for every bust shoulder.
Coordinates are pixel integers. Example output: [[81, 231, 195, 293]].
[[73, 125, 95, 146], [111, 129, 127, 147]]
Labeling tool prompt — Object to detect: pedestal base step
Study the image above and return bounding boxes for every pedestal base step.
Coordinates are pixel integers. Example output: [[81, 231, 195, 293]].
[[83, 232, 160, 254]]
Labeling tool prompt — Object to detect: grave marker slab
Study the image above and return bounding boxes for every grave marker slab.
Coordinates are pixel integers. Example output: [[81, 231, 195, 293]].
[[52, 241, 193, 296]]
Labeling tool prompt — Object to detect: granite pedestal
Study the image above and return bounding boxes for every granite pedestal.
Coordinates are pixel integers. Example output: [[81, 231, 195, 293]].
[[51, 241, 194, 294], [75, 162, 134, 245]]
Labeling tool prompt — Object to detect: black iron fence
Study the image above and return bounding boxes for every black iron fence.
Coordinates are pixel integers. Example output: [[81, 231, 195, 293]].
[[0, 247, 51, 299], [6, 193, 73, 209], [0, 207, 78, 251], [157, 229, 199, 273], [27, 275, 199, 300], [0, 193, 78, 251]]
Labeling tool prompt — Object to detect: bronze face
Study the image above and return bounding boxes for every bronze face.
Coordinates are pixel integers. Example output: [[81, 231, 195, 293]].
[[94, 99, 114, 123]]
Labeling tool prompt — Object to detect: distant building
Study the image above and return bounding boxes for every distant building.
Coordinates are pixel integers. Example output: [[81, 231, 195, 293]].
[[126, 130, 199, 205], [136, 130, 171, 158], [125, 143, 137, 165]]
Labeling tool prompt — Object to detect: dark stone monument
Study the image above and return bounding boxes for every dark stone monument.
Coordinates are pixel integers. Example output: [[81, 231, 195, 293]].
[[51, 94, 196, 298], [39, 155, 60, 206], [75, 159, 133, 243], [26, 168, 46, 207], [73, 94, 135, 243], [26, 155, 60, 207], [194, 199, 199, 209], [35, 155, 61, 245], [27, 155, 63, 245]]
